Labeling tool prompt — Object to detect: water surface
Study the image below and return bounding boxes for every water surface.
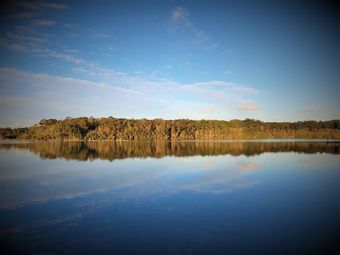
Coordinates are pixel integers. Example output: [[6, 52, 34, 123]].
[[0, 141, 339, 254]]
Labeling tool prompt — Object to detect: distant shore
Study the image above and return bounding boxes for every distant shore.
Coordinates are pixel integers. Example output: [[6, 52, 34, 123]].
[[1, 117, 339, 141], [1, 139, 340, 144], [1, 139, 339, 162]]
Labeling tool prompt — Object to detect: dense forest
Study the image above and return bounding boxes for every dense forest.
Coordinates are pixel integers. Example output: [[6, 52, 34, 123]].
[[0, 117, 340, 140]]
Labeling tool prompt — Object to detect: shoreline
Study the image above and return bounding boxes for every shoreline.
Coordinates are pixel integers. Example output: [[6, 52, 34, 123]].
[[1, 138, 340, 144]]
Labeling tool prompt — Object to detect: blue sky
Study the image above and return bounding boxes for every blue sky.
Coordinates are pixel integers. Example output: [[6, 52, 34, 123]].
[[0, 0, 339, 127]]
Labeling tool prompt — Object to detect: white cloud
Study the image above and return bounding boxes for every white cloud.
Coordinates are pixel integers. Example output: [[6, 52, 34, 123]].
[[203, 107, 214, 113], [237, 105, 258, 111], [0, 8, 259, 125], [0, 30, 121, 83], [0, 67, 260, 126], [182, 81, 260, 95]]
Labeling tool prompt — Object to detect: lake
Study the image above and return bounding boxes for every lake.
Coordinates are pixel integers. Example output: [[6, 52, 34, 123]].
[[0, 140, 339, 254]]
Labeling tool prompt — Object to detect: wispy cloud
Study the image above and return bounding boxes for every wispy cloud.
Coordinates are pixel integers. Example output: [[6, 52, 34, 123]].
[[180, 82, 260, 116], [0, 21, 124, 83], [0, 38, 28, 52], [15, 1, 68, 11], [39, 49, 87, 65], [38, 1, 68, 10], [32, 19, 56, 26], [0, 7, 260, 122], [183, 81, 260, 95], [237, 105, 258, 111], [171, 7, 190, 25], [0, 2, 260, 124], [0, 67, 260, 125], [13, 12, 39, 18], [299, 107, 316, 114], [15, 1, 44, 11], [169, 6, 218, 49], [90, 33, 111, 38], [0, 28, 48, 54], [0, 67, 145, 117], [203, 107, 214, 113], [63, 49, 78, 53]]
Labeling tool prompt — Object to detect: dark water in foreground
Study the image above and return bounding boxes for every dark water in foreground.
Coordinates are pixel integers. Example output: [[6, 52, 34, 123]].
[[0, 141, 339, 254]]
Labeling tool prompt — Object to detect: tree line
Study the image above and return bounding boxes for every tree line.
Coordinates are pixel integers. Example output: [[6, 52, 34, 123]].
[[0, 117, 339, 140]]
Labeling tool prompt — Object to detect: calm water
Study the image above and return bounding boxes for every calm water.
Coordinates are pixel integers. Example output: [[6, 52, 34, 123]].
[[0, 141, 339, 254]]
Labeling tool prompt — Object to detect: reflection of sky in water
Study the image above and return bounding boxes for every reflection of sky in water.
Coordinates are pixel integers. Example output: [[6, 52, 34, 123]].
[[0, 144, 339, 254], [0, 148, 339, 208], [0, 150, 265, 208]]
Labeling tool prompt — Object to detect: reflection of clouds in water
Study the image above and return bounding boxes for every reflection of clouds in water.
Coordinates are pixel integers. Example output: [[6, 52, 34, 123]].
[[179, 175, 259, 194], [298, 155, 317, 168], [2, 148, 338, 209], [297, 157, 328, 171], [179, 159, 260, 194], [0, 151, 261, 208], [297, 154, 340, 170], [299, 158, 314, 166], [238, 162, 258, 172], [203, 160, 214, 168]]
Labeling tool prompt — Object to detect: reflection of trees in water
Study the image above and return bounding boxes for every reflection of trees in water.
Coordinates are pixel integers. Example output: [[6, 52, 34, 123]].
[[0, 141, 338, 161]]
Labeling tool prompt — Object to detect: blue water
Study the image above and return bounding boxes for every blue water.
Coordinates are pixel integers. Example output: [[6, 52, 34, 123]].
[[0, 141, 339, 254]]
